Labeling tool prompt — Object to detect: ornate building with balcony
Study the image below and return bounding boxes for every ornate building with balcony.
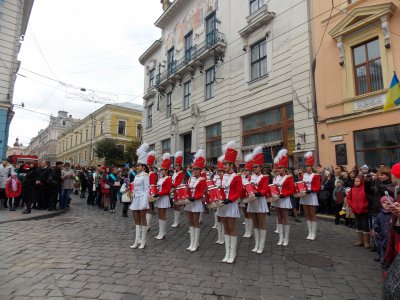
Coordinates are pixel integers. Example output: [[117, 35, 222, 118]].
[[313, 0, 400, 168], [139, 0, 317, 168]]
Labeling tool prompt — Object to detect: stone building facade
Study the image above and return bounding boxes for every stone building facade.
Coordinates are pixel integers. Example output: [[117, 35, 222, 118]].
[[140, 0, 316, 168], [0, 0, 34, 159]]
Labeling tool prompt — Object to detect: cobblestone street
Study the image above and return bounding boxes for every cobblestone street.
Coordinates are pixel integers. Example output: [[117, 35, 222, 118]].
[[0, 195, 383, 300]]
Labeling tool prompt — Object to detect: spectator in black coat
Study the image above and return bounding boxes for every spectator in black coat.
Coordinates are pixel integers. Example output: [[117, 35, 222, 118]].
[[37, 161, 52, 210], [48, 162, 63, 211]]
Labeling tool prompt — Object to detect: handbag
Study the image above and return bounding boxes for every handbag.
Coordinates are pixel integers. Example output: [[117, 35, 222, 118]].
[[121, 193, 131, 203]]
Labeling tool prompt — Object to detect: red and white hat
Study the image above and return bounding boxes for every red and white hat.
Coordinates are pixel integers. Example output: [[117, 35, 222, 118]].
[[147, 151, 156, 167], [244, 152, 254, 171], [274, 148, 289, 169], [136, 143, 149, 165], [160, 152, 171, 170], [192, 149, 206, 169], [217, 155, 225, 171], [174, 151, 183, 166], [304, 151, 315, 166], [223, 140, 238, 164], [252, 146, 264, 167], [391, 163, 400, 180]]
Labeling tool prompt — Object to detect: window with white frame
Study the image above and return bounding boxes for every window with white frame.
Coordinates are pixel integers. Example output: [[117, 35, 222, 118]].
[[251, 39, 267, 81], [250, 0, 264, 15], [149, 68, 155, 87], [118, 120, 126, 135], [147, 105, 153, 128], [166, 93, 172, 118], [85, 129, 89, 141], [183, 81, 190, 110], [205, 67, 215, 100], [167, 47, 175, 76], [185, 31, 193, 62], [161, 139, 171, 153]]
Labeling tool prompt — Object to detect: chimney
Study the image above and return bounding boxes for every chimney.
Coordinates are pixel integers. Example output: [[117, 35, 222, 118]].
[[161, 0, 172, 11]]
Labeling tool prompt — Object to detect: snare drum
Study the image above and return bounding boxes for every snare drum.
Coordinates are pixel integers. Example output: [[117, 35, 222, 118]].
[[176, 184, 190, 205], [207, 186, 224, 209], [148, 184, 158, 202], [294, 181, 307, 198], [242, 182, 257, 204], [268, 184, 280, 202]]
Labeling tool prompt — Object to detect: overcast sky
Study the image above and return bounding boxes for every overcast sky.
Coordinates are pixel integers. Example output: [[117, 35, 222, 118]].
[[9, 0, 162, 146]]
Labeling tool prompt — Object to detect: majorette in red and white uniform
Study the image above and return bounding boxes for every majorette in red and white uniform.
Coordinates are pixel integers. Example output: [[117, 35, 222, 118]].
[[218, 140, 242, 264], [171, 151, 184, 228], [272, 149, 294, 209], [301, 151, 321, 241], [300, 152, 320, 206], [213, 155, 225, 245], [248, 147, 270, 214], [146, 150, 157, 229], [129, 143, 150, 250], [272, 148, 294, 247], [185, 149, 207, 252], [241, 152, 254, 239], [153, 153, 173, 240]]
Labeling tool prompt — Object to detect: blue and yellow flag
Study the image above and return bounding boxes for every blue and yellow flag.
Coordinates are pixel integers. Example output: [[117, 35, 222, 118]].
[[383, 72, 400, 111]]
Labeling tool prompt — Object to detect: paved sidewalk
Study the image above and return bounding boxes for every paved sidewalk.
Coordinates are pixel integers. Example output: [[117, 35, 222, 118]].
[[0, 195, 383, 300], [0, 207, 66, 224]]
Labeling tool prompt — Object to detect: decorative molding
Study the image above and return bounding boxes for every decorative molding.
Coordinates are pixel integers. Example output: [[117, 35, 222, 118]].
[[329, 3, 396, 39], [139, 40, 162, 65], [239, 6, 275, 38]]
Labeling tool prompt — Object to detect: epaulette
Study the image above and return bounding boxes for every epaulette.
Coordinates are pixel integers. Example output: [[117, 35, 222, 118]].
[[198, 177, 205, 181]]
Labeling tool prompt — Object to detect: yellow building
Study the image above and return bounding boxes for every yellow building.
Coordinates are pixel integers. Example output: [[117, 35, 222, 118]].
[[57, 102, 143, 166]]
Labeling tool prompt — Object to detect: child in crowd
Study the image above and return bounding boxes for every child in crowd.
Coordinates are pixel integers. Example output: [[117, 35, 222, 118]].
[[5, 174, 22, 211], [373, 196, 392, 268], [333, 179, 346, 225], [344, 193, 355, 228], [347, 176, 370, 248]]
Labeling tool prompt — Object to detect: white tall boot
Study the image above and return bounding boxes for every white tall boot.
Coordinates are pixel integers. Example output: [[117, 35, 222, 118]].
[[190, 228, 200, 252], [247, 219, 253, 238], [276, 224, 284, 246], [243, 219, 249, 237], [310, 221, 317, 240], [283, 225, 290, 246], [215, 222, 222, 244], [212, 213, 218, 229], [155, 219, 162, 239], [186, 226, 194, 251], [227, 236, 237, 264], [306, 220, 312, 240], [171, 210, 180, 228], [222, 235, 231, 262], [257, 229, 267, 254], [274, 222, 279, 234], [155, 220, 166, 240], [130, 225, 141, 249], [146, 213, 152, 231], [139, 226, 147, 249], [251, 229, 260, 252], [199, 212, 203, 224]]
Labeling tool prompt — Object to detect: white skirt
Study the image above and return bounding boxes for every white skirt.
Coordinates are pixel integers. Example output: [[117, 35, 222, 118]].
[[271, 197, 292, 209], [300, 193, 319, 206], [247, 197, 269, 213], [155, 195, 171, 209], [216, 201, 240, 218], [184, 199, 204, 213], [130, 196, 149, 211]]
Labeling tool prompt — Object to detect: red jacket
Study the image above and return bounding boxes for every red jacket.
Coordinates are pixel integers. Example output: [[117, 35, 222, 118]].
[[309, 173, 321, 193], [172, 171, 183, 188], [281, 175, 295, 198], [5, 177, 22, 198], [157, 176, 172, 196], [347, 177, 368, 214], [190, 177, 207, 200], [226, 174, 242, 202], [255, 175, 271, 197], [149, 172, 157, 185]]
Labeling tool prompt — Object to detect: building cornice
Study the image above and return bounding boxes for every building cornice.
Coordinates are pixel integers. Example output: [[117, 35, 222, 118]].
[[139, 40, 162, 65], [154, 0, 189, 29]]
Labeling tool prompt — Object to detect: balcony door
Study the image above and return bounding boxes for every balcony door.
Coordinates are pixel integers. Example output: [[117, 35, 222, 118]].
[[206, 12, 216, 47]]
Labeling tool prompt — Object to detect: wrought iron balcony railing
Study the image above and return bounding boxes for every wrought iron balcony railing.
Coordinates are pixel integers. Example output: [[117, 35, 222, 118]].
[[155, 30, 225, 87]]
